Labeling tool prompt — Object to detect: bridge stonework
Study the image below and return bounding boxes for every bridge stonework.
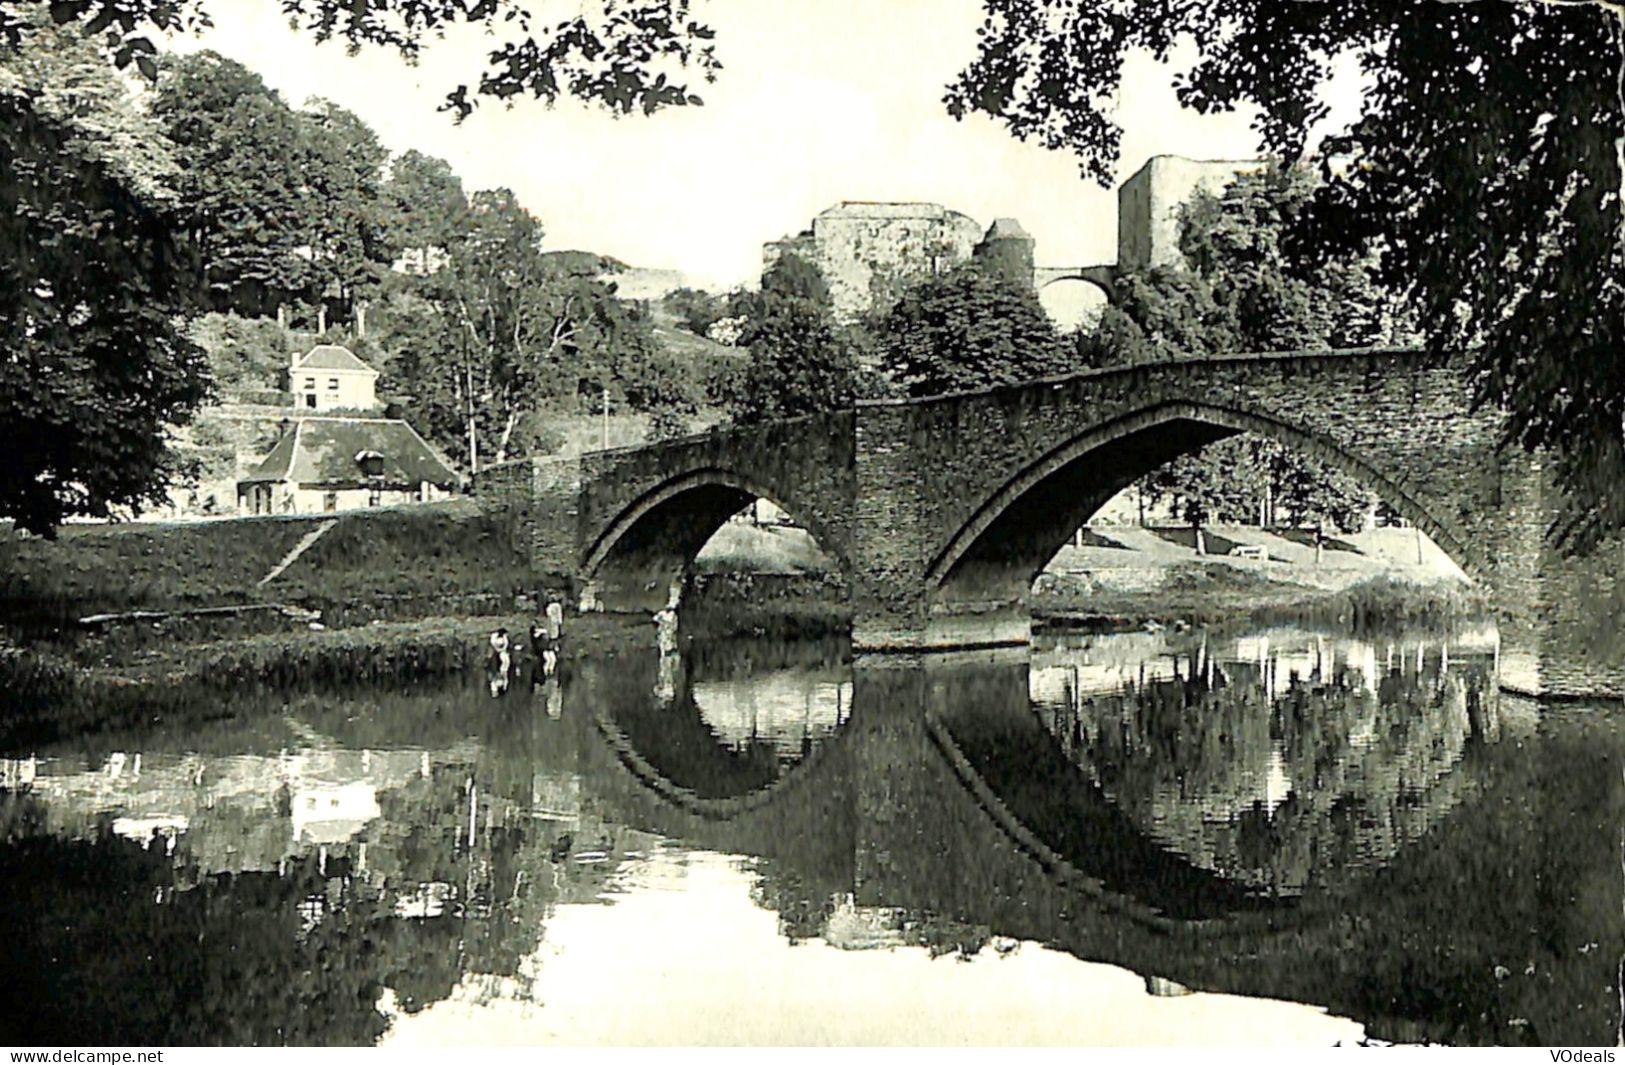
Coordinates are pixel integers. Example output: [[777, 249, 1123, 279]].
[[481, 349, 1623, 699]]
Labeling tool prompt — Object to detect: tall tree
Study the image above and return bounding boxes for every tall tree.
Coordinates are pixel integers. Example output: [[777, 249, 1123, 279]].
[[297, 97, 395, 317], [383, 149, 467, 276], [1141, 446, 1256, 555], [873, 263, 1070, 398], [151, 50, 312, 314], [404, 188, 555, 472], [947, 0, 1624, 552], [0, 13, 207, 533], [388, 190, 692, 466]]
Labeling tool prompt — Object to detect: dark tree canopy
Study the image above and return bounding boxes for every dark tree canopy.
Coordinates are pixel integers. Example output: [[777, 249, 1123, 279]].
[[0, 16, 207, 534], [874, 264, 1070, 398], [1088, 163, 1411, 364], [152, 54, 397, 321], [721, 288, 859, 424], [761, 253, 831, 307], [950, 0, 1625, 551]]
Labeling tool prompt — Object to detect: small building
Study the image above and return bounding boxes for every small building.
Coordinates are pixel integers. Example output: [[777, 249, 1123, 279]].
[[289, 344, 380, 412], [237, 416, 461, 516]]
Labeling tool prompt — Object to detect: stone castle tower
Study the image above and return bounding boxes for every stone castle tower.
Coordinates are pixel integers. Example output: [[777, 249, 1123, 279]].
[[972, 217, 1036, 288]]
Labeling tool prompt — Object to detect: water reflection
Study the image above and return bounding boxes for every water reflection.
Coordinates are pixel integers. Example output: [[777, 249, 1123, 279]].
[[1023, 626, 1501, 894], [590, 637, 852, 800], [0, 620, 1618, 1046]]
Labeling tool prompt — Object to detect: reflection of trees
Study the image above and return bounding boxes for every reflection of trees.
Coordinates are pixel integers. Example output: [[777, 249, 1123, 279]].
[[1046, 645, 1494, 894], [749, 865, 840, 945], [0, 792, 397, 1045], [749, 860, 994, 960], [0, 702, 594, 1044]]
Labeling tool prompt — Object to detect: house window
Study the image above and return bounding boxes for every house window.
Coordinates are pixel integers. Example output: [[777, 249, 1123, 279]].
[[323, 492, 337, 512], [327, 378, 339, 391], [303, 377, 316, 390]]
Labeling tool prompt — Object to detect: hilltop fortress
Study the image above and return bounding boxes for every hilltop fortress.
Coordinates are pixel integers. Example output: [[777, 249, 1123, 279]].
[[763, 155, 1262, 321]]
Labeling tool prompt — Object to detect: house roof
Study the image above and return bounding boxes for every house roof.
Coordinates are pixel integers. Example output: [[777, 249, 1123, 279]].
[[293, 344, 378, 375], [239, 417, 460, 489]]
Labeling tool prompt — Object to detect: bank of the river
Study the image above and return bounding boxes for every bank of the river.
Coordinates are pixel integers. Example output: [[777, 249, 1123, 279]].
[[0, 500, 532, 631], [0, 610, 660, 748], [1032, 566, 1485, 634]]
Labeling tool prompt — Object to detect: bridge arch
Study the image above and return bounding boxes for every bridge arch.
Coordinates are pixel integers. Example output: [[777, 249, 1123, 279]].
[[1036, 276, 1112, 331], [926, 400, 1483, 606], [581, 466, 846, 614]]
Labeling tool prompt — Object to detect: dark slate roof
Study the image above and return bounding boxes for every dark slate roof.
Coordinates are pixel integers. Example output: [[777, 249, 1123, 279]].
[[984, 217, 1032, 240], [293, 344, 378, 374], [239, 417, 460, 489]]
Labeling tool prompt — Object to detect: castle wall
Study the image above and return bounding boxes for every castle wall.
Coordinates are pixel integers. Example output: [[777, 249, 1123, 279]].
[[766, 203, 985, 322]]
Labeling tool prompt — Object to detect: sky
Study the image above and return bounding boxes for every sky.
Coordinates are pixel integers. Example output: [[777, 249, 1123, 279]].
[[175, 1, 1365, 291]]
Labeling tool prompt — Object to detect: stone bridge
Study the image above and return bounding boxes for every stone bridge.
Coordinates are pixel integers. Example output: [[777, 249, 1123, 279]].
[[1032, 264, 1117, 300], [477, 347, 1624, 698]]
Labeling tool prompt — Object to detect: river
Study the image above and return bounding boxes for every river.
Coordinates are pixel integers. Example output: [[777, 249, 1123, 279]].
[[0, 619, 1619, 1045]]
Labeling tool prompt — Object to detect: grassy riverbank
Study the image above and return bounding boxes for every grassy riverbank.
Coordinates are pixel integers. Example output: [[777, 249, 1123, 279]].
[[0, 500, 530, 630], [1033, 565, 1485, 633]]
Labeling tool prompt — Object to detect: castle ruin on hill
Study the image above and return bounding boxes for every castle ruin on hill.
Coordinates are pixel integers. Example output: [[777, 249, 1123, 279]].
[[762, 155, 1263, 322]]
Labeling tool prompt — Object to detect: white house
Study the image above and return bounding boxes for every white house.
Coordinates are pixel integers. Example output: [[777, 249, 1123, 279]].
[[289, 344, 380, 411]]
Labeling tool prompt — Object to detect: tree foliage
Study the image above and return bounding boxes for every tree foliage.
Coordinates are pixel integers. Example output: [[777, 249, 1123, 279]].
[[0, 13, 207, 534], [948, 0, 1625, 551], [660, 286, 727, 338], [152, 52, 396, 321], [720, 288, 859, 424], [383, 149, 467, 274], [761, 253, 831, 307], [873, 264, 1070, 398], [382, 188, 698, 466], [4, 0, 720, 119], [1090, 163, 1411, 365]]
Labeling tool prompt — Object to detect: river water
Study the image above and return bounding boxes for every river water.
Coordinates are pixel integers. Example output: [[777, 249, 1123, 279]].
[[0, 620, 1619, 1046]]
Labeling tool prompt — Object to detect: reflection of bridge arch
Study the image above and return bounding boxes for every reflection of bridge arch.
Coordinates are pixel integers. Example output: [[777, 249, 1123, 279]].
[[926, 399, 1484, 612], [591, 701, 850, 821], [579, 649, 854, 821]]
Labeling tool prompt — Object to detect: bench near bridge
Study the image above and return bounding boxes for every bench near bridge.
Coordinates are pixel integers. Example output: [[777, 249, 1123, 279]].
[[476, 348, 1624, 700]]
